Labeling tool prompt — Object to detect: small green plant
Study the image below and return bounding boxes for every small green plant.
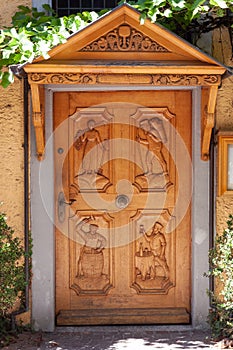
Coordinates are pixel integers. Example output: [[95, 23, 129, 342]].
[[0, 211, 26, 346], [206, 214, 233, 340]]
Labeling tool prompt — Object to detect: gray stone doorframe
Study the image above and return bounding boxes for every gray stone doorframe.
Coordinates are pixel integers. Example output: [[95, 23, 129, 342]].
[[30, 85, 210, 331]]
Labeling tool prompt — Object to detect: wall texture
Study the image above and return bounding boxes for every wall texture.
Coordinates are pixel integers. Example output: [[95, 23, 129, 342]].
[[0, 0, 31, 235], [0, 0, 32, 322], [214, 27, 233, 235]]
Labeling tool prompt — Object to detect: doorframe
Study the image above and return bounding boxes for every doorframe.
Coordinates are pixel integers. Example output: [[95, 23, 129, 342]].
[[30, 85, 210, 331]]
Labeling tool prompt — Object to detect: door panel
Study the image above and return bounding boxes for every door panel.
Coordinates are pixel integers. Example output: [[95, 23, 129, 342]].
[[54, 91, 192, 325]]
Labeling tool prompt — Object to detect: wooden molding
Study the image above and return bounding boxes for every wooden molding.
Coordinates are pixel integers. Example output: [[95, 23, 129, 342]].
[[30, 84, 45, 160], [56, 307, 190, 325], [201, 85, 218, 161], [28, 72, 221, 86], [218, 134, 233, 196]]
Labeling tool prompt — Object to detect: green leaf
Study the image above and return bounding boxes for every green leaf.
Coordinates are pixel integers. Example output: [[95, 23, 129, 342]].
[[163, 9, 172, 17], [189, 0, 206, 10], [152, 0, 166, 5], [1, 70, 14, 88], [20, 38, 34, 52], [139, 12, 147, 24], [169, 0, 186, 10], [42, 4, 55, 14], [0, 30, 5, 44], [2, 48, 15, 59], [17, 5, 31, 14], [89, 11, 99, 22], [210, 0, 228, 8]]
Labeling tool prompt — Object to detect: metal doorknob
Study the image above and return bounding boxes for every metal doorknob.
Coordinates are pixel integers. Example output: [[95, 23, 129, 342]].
[[115, 194, 129, 209]]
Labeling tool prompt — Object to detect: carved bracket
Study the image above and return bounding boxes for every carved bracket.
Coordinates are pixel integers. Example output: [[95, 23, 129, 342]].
[[30, 84, 45, 160], [201, 85, 218, 160]]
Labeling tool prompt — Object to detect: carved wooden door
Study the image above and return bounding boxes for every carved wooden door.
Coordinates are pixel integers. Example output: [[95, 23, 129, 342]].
[[54, 90, 192, 325]]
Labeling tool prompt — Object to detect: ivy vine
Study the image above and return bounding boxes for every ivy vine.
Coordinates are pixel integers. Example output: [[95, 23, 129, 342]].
[[206, 214, 233, 340], [0, 211, 28, 316], [0, 1, 232, 87], [0, 210, 33, 346]]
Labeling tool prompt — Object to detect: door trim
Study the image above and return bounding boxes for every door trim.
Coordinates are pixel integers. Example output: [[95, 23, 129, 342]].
[[30, 85, 210, 331]]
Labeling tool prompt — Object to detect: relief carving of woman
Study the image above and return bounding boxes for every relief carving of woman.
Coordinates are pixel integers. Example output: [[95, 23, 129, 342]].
[[75, 120, 105, 175]]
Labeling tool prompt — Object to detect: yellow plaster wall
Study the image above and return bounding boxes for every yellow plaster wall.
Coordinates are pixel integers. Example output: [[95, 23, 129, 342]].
[[0, 80, 24, 230], [0, 0, 31, 232], [213, 27, 233, 235], [0, 1, 30, 26], [0, 0, 31, 322]]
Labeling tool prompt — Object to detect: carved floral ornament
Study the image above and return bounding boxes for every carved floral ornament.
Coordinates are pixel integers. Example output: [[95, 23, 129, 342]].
[[28, 72, 221, 86], [80, 25, 169, 52]]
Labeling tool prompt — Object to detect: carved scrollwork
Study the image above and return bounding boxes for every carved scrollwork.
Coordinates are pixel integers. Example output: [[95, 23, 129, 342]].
[[28, 73, 97, 84], [203, 74, 220, 84], [28, 72, 221, 86], [81, 25, 170, 52], [153, 74, 200, 85], [155, 74, 220, 86]]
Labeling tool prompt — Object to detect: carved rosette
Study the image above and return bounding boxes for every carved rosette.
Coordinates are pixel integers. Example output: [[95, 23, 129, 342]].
[[81, 25, 170, 52], [28, 73, 221, 86]]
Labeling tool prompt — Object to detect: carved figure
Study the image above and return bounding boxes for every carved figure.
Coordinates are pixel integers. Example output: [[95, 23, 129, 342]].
[[136, 118, 168, 176], [140, 222, 169, 278], [74, 119, 106, 175], [76, 219, 107, 278]]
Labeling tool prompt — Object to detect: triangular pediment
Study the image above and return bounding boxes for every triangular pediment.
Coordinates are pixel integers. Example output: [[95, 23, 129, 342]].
[[31, 4, 223, 66]]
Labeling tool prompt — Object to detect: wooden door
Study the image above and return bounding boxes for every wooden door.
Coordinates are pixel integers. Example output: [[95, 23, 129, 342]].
[[54, 90, 192, 325]]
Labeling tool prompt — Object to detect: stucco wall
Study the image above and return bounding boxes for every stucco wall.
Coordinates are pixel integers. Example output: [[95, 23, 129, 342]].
[[214, 27, 233, 234], [0, 0, 31, 231], [0, 80, 24, 231], [0, 0, 31, 321], [0, 2, 31, 219]]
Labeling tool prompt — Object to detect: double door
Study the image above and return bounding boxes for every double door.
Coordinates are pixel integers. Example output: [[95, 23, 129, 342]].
[[54, 90, 192, 325]]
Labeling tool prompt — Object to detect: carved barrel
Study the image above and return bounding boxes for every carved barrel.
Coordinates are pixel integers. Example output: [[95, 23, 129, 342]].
[[82, 251, 104, 278]]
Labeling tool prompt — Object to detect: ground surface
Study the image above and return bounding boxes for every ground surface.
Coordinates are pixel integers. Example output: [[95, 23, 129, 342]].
[[1, 326, 221, 350]]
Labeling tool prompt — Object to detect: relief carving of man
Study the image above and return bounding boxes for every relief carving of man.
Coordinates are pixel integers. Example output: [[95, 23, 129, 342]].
[[76, 218, 107, 278], [140, 222, 169, 278], [136, 118, 168, 176]]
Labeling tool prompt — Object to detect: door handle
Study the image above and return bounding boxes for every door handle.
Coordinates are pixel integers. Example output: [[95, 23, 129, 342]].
[[57, 191, 74, 223]]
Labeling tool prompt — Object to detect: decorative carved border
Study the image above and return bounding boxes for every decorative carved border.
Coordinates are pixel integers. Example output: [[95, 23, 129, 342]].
[[28, 72, 221, 86], [80, 25, 170, 52]]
